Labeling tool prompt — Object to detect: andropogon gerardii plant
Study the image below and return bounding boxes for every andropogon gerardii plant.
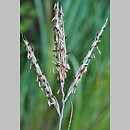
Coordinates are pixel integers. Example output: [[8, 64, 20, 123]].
[[22, 2, 108, 130]]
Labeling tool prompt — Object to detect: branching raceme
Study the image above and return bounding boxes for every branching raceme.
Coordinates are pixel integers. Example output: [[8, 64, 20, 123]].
[[22, 2, 108, 130]]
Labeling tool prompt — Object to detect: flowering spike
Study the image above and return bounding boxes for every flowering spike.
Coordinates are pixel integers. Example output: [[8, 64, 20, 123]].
[[22, 35, 60, 116], [65, 18, 108, 102], [53, 3, 70, 84]]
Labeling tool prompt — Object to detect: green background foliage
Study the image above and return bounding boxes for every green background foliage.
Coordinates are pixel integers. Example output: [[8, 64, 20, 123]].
[[20, 0, 110, 130]]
